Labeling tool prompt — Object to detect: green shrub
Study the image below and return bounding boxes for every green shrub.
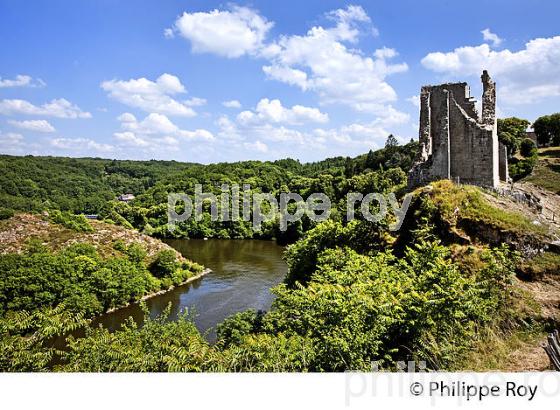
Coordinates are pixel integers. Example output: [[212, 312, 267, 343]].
[[0, 208, 14, 220], [216, 310, 264, 348], [125, 243, 147, 265], [509, 156, 537, 181], [149, 250, 180, 278], [520, 138, 537, 158], [49, 210, 93, 232]]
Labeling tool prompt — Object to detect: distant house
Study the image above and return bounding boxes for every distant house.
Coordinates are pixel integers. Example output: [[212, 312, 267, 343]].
[[118, 194, 135, 202]]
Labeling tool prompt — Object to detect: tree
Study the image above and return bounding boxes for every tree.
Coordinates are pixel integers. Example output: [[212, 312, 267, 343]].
[[533, 113, 560, 146], [149, 250, 180, 278], [497, 117, 530, 156], [385, 134, 399, 148], [520, 138, 537, 158]]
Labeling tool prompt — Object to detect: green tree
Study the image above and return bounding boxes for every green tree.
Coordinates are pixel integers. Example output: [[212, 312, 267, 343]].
[[385, 134, 399, 148], [497, 117, 530, 156], [520, 138, 537, 158], [149, 250, 180, 278], [533, 113, 560, 146]]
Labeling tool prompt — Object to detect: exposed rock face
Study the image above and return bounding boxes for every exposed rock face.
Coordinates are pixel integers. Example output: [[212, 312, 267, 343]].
[[408, 70, 506, 188]]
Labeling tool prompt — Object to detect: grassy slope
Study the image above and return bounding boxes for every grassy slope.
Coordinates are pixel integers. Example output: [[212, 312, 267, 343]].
[[0, 213, 186, 263], [412, 181, 559, 370], [523, 147, 560, 194], [417, 180, 552, 240]]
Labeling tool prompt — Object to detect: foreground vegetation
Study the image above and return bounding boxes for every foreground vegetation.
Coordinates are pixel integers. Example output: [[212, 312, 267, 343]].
[[0, 234, 526, 371], [1, 179, 552, 371], [1, 132, 558, 371]]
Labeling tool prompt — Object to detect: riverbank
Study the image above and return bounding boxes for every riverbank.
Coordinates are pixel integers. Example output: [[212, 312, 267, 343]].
[[96, 239, 288, 341], [104, 267, 211, 314]]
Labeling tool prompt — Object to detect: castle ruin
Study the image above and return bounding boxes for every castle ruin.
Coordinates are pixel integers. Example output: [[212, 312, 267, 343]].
[[408, 70, 508, 188]]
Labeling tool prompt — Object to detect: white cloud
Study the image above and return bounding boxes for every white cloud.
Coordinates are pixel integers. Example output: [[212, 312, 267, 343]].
[[421, 35, 560, 104], [101, 73, 200, 117], [0, 131, 24, 145], [168, 5, 406, 114], [217, 97, 408, 153], [184, 97, 207, 107], [0, 98, 91, 118], [406, 95, 420, 108], [114, 112, 214, 148], [114, 131, 150, 147], [163, 28, 175, 39], [170, 6, 273, 58], [0, 132, 32, 155], [262, 65, 309, 90], [481, 28, 503, 47], [8, 119, 56, 133], [0, 75, 45, 88], [261, 6, 407, 112], [237, 98, 328, 126], [243, 140, 268, 153], [50, 137, 114, 153], [222, 100, 242, 109]]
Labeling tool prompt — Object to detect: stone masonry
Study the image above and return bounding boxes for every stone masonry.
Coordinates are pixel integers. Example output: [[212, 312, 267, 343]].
[[408, 70, 508, 188]]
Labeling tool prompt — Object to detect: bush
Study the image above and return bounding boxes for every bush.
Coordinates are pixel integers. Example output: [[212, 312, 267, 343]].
[[509, 156, 537, 181], [125, 243, 147, 265], [49, 210, 93, 232], [0, 208, 14, 220], [520, 138, 537, 158], [216, 310, 265, 348], [0, 244, 160, 315], [149, 250, 180, 278]]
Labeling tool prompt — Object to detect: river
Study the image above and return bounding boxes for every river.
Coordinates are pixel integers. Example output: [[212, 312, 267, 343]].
[[91, 239, 287, 342]]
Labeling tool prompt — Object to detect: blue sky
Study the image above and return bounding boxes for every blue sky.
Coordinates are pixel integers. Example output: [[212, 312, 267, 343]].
[[1, 0, 560, 163]]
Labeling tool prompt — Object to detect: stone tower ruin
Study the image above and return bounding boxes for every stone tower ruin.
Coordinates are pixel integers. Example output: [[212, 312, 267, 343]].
[[408, 70, 508, 188]]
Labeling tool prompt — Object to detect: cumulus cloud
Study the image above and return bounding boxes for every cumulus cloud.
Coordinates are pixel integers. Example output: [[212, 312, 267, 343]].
[[217, 96, 408, 154], [0, 98, 91, 118], [169, 5, 273, 58], [0, 75, 45, 88], [243, 140, 268, 153], [101, 73, 201, 117], [406, 95, 420, 108], [169, 5, 407, 115], [50, 137, 114, 153], [222, 100, 242, 109], [481, 28, 503, 47], [0, 131, 24, 145], [260, 6, 407, 113], [8, 119, 56, 133], [114, 112, 214, 149], [237, 98, 328, 126], [421, 35, 560, 104], [262, 65, 309, 90], [0, 132, 33, 155]]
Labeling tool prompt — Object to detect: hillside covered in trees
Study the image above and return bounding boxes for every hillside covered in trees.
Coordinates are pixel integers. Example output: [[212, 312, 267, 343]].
[[0, 140, 418, 243], [1, 136, 560, 372]]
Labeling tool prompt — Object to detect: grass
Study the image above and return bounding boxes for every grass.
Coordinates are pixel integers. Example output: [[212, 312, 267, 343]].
[[426, 180, 549, 237], [459, 325, 548, 371], [523, 147, 560, 194], [519, 251, 560, 280]]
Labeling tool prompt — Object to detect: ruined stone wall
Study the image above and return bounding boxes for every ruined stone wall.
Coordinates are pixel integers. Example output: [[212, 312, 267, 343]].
[[408, 71, 505, 189], [499, 142, 509, 182]]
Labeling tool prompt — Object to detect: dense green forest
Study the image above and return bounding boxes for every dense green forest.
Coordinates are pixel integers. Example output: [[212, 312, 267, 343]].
[[0, 140, 417, 243], [1, 133, 558, 371]]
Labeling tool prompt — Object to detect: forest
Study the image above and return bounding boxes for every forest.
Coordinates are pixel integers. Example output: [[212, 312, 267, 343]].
[[0, 137, 417, 243]]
